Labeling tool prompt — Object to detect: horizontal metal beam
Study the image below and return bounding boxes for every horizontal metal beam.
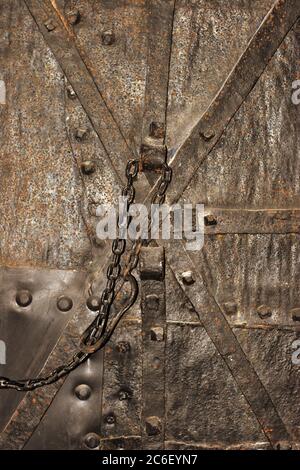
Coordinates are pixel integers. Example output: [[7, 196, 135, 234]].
[[203, 208, 300, 234]]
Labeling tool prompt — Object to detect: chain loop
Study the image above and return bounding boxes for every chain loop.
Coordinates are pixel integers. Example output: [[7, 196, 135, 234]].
[[0, 158, 172, 391]]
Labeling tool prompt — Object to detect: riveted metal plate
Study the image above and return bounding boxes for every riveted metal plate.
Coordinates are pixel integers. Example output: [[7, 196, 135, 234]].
[[24, 350, 103, 450], [0, 266, 86, 431]]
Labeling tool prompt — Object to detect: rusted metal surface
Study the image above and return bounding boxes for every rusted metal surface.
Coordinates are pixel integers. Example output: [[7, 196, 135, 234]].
[[167, 0, 276, 151], [202, 209, 300, 234], [0, 0, 299, 451], [166, 0, 300, 205]]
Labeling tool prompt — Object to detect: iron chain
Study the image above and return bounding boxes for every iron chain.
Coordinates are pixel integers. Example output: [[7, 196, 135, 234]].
[[0, 158, 172, 391]]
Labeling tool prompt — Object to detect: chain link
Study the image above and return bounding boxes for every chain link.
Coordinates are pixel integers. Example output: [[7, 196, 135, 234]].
[[0, 158, 172, 391]]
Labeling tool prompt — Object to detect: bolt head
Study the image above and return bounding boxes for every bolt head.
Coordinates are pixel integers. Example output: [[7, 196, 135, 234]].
[[81, 161, 96, 175], [149, 121, 165, 139], [223, 302, 238, 316], [116, 341, 131, 353], [257, 304, 272, 319], [204, 214, 217, 226], [57, 296, 73, 312], [145, 416, 162, 436], [101, 30, 115, 45], [181, 271, 195, 286], [74, 384, 91, 400], [86, 295, 101, 312], [16, 290, 32, 307], [145, 294, 160, 310], [150, 327, 164, 342], [67, 9, 80, 25], [83, 432, 100, 449], [290, 308, 300, 322], [75, 127, 88, 141]]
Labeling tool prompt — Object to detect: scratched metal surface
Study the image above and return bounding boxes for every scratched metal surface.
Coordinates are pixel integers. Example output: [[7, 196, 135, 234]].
[[0, 0, 299, 450]]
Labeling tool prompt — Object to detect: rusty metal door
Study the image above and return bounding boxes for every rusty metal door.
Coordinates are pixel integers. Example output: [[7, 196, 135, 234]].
[[0, 0, 299, 451]]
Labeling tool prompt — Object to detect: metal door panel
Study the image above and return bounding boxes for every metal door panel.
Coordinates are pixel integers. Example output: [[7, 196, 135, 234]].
[[0, 0, 299, 451]]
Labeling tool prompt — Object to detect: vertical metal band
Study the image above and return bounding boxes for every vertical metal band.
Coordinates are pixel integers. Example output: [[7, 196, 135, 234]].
[[140, 247, 166, 449]]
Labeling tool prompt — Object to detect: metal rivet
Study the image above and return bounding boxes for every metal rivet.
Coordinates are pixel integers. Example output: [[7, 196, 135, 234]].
[[204, 214, 217, 226], [152, 357, 161, 369], [149, 121, 165, 139], [67, 9, 80, 25], [257, 304, 272, 319], [57, 296, 73, 312], [86, 295, 101, 312], [101, 30, 115, 45], [75, 127, 88, 141], [66, 85, 76, 100], [145, 416, 162, 436], [223, 302, 238, 316], [119, 390, 131, 401], [145, 294, 159, 309], [200, 130, 215, 141], [116, 341, 131, 353], [74, 384, 91, 400], [81, 160, 96, 175], [44, 19, 56, 31], [16, 290, 32, 307], [290, 308, 300, 322], [105, 414, 116, 425], [181, 271, 195, 285], [83, 432, 100, 449], [150, 327, 164, 342]]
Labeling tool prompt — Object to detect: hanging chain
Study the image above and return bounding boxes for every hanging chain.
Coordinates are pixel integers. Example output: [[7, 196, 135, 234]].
[[0, 159, 172, 391]]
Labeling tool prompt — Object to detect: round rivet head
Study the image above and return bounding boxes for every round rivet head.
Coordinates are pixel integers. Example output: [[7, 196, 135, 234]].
[[119, 390, 131, 401], [181, 271, 195, 285], [16, 290, 32, 307], [101, 30, 115, 45], [105, 414, 115, 425], [44, 19, 56, 31], [75, 384, 91, 400], [81, 160, 96, 175], [67, 85, 76, 100], [57, 296, 73, 312], [83, 432, 100, 449], [86, 295, 101, 312], [75, 127, 88, 141], [257, 304, 272, 319]]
